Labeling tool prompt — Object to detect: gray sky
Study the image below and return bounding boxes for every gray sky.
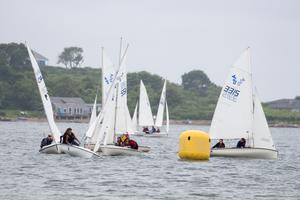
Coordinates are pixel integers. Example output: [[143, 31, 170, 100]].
[[1, 0, 299, 101]]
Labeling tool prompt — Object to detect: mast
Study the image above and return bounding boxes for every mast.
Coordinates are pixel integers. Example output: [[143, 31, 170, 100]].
[[113, 83, 119, 144], [101, 46, 105, 105]]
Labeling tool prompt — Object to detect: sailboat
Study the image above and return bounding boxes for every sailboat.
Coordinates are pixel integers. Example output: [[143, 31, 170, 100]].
[[93, 44, 150, 156], [26, 43, 63, 154], [209, 48, 278, 159], [134, 80, 155, 136], [27, 43, 98, 158], [144, 79, 169, 137]]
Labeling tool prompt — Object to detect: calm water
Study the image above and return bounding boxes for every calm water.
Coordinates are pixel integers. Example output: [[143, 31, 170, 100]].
[[0, 121, 299, 200]]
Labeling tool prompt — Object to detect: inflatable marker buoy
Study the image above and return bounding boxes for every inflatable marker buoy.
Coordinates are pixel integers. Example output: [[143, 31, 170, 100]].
[[178, 130, 210, 160]]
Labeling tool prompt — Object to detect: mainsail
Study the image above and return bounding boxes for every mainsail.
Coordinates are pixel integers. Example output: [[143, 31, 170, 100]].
[[209, 48, 253, 140], [26, 43, 61, 142], [138, 80, 154, 127]]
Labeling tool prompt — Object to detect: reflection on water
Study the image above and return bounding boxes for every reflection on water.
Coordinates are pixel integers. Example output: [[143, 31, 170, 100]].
[[0, 121, 299, 200]]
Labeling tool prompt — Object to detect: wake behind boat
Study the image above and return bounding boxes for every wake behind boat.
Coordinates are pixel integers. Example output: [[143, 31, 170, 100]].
[[209, 48, 278, 159]]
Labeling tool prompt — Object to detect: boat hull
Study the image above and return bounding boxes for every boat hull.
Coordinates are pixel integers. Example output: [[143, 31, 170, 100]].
[[39, 143, 64, 154], [99, 145, 147, 156], [134, 131, 168, 137], [143, 132, 168, 137], [64, 145, 99, 158], [211, 148, 278, 159]]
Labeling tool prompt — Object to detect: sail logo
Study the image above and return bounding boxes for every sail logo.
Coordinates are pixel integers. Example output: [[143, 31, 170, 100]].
[[232, 75, 245, 86], [104, 74, 114, 85], [37, 74, 43, 83], [222, 85, 240, 102], [120, 82, 127, 96]]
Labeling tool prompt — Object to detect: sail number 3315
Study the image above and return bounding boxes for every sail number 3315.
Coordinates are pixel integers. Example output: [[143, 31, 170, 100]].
[[222, 85, 240, 102]]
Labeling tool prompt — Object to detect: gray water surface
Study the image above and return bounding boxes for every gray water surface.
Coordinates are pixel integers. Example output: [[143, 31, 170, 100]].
[[0, 121, 299, 200]]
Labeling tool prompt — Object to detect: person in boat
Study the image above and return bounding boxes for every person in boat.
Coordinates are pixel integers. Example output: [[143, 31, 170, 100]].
[[156, 128, 160, 133], [143, 127, 150, 134], [236, 138, 246, 148], [62, 128, 80, 146], [151, 126, 156, 134], [116, 133, 138, 149], [212, 139, 225, 148], [40, 134, 53, 148], [117, 133, 130, 147], [69, 132, 80, 146], [129, 139, 138, 149]]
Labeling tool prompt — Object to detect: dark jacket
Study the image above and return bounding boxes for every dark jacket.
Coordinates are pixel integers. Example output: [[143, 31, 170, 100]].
[[237, 141, 246, 148], [40, 137, 52, 148], [212, 142, 225, 148]]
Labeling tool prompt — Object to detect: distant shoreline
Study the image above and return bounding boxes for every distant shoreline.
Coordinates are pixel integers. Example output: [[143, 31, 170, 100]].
[[1, 117, 299, 128]]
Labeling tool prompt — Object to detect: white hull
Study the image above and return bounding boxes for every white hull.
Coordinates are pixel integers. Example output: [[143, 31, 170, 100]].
[[99, 145, 147, 156], [134, 131, 168, 137], [211, 148, 278, 159], [143, 132, 168, 137], [39, 143, 64, 154], [64, 145, 99, 158], [134, 131, 146, 136]]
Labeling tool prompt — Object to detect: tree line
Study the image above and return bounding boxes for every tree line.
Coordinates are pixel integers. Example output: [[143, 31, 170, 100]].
[[0, 42, 299, 123]]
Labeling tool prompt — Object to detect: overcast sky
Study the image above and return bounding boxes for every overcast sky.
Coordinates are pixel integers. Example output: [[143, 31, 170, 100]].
[[0, 0, 299, 101]]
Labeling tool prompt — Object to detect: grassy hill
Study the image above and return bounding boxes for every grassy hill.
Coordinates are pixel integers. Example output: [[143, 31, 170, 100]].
[[0, 42, 299, 125]]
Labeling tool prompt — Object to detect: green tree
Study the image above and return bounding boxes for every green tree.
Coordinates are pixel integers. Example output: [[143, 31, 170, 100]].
[[58, 47, 84, 68], [182, 70, 212, 96]]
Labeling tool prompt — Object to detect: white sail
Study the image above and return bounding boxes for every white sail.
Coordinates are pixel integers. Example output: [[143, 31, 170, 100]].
[[125, 105, 134, 134], [138, 80, 154, 127], [26, 43, 61, 142], [166, 101, 170, 133], [115, 53, 133, 134], [88, 95, 98, 128], [155, 80, 167, 127], [94, 45, 130, 151], [253, 93, 276, 150], [132, 102, 138, 132], [94, 87, 117, 151], [102, 48, 115, 105], [210, 48, 253, 140]]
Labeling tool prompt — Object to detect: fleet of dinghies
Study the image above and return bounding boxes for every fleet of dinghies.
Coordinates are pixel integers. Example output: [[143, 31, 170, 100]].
[[28, 39, 277, 160], [134, 79, 170, 137]]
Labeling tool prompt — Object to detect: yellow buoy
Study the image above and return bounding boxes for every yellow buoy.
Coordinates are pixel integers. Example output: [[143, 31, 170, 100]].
[[178, 130, 210, 160]]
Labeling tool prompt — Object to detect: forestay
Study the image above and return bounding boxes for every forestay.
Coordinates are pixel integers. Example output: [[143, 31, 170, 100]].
[[26, 43, 61, 142]]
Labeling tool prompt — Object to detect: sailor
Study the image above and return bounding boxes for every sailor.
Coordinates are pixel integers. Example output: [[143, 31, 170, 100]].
[[129, 139, 138, 149], [143, 127, 150, 134], [69, 131, 80, 146], [40, 134, 53, 148], [62, 128, 80, 145], [62, 128, 72, 144], [212, 139, 225, 148], [236, 138, 246, 148], [151, 126, 156, 133]]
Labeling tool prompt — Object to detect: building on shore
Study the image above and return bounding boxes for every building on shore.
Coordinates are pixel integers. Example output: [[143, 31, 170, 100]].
[[32, 50, 48, 66], [51, 97, 101, 120], [266, 99, 300, 112]]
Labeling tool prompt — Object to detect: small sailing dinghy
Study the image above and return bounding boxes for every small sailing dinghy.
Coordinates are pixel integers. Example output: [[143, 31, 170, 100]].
[[209, 48, 278, 159], [26, 43, 63, 154], [93, 44, 150, 156], [145, 79, 170, 137], [134, 80, 155, 136]]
